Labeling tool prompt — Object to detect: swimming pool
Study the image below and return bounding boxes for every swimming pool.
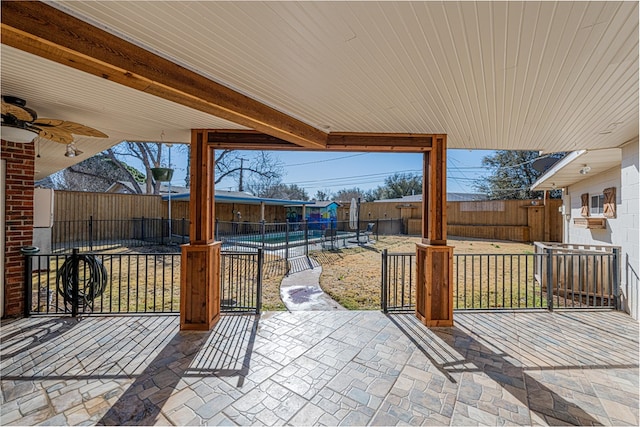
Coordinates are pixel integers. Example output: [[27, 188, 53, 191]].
[[224, 229, 353, 249]]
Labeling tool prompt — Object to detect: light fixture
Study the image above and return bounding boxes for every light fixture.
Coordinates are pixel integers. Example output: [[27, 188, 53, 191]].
[[64, 143, 83, 158], [0, 124, 38, 143], [579, 165, 591, 175]]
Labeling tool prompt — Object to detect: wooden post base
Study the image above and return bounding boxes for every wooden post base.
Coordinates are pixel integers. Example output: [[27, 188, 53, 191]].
[[180, 241, 221, 331], [416, 243, 454, 327]]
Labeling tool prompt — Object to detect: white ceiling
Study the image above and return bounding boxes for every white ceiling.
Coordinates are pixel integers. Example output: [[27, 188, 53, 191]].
[[531, 147, 624, 191], [1, 1, 638, 180]]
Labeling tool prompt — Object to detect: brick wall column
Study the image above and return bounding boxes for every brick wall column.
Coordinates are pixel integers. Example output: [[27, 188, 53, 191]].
[[1, 139, 35, 317]]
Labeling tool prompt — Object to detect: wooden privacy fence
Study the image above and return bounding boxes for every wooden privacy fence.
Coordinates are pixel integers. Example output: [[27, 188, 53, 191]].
[[341, 199, 562, 242], [52, 191, 562, 244], [54, 191, 163, 221]]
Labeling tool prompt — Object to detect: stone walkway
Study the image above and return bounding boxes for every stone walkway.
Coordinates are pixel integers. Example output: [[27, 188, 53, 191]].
[[1, 311, 638, 425], [280, 257, 347, 311]]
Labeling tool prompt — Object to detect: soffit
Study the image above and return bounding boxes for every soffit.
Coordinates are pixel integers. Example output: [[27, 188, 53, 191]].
[[1, 1, 638, 180], [52, 0, 638, 152], [531, 148, 623, 190]]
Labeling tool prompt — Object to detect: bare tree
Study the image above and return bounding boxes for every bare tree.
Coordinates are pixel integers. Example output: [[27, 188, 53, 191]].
[[334, 187, 368, 202], [110, 141, 165, 194], [252, 183, 309, 200], [52, 143, 284, 195], [314, 189, 332, 201], [217, 150, 283, 188]]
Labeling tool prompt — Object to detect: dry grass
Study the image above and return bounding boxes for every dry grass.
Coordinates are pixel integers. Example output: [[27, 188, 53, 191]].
[[310, 236, 536, 310]]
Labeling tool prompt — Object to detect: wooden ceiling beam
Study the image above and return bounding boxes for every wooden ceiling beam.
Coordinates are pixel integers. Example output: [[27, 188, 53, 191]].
[[206, 130, 438, 152], [0, 1, 327, 150], [327, 132, 436, 152]]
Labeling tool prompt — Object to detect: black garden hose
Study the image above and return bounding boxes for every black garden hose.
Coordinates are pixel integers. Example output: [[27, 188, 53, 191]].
[[56, 254, 108, 307]]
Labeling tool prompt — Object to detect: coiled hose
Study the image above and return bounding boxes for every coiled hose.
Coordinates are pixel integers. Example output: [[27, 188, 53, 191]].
[[56, 255, 108, 307]]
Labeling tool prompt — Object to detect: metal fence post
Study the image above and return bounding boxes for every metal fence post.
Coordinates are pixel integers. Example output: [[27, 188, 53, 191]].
[[612, 247, 620, 310], [285, 220, 290, 264], [260, 220, 266, 250], [182, 218, 187, 243], [381, 249, 388, 313], [256, 249, 263, 314], [161, 217, 165, 245], [71, 248, 80, 317], [546, 248, 554, 311], [304, 220, 309, 256], [21, 246, 40, 317], [89, 215, 94, 251], [141, 216, 145, 241]]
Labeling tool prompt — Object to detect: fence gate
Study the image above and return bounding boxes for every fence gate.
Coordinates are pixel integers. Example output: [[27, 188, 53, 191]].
[[220, 251, 263, 313]]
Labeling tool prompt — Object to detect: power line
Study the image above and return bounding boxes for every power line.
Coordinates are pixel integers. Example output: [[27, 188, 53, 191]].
[[284, 153, 369, 167], [289, 169, 422, 186]]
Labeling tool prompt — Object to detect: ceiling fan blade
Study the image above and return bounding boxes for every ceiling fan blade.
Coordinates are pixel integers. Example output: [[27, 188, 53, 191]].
[[32, 118, 64, 127], [34, 118, 108, 138], [1, 100, 35, 122], [35, 127, 74, 144]]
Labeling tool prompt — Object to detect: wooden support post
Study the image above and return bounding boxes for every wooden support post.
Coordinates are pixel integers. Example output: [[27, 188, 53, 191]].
[[416, 136, 454, 327], [416, 243, 453, 326], [180, 130, 220, 330]]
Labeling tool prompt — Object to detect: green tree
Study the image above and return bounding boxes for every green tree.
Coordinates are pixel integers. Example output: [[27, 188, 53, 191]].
[[369, 173, 422, 200], [254, 183, 309, 200], [475, 151, 564, 200]]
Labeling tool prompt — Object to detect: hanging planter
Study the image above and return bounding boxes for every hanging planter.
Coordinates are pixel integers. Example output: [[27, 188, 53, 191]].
[[150, 167, 174, 182]]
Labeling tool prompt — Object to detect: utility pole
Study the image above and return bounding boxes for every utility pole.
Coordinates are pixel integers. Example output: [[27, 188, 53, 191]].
[[239, 157, 247, 192]]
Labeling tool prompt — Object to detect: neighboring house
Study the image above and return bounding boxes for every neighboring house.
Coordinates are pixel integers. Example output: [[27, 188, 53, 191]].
[[164, 190, 312, 223], [531, 138, 639, 320], [374, 193, 489, 203]]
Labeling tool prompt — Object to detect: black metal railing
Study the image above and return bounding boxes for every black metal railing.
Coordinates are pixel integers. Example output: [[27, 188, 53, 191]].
[[26, 249, 181, 315], [52, 217, 403, 253], [216, 219, 383, 251], [454, 253, 546, 309], [53, 217, 190, 251], [381, 250, 415, 312], [24, 248, 266, 316], [382, 249, 620, 312]]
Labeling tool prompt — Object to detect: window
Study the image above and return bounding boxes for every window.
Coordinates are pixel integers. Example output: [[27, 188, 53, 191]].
[[591, 194, 604, 215]]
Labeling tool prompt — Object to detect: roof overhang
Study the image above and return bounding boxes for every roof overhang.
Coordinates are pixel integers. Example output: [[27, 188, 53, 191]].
[[164, 192, 313, 206], [531, 148, 622, 191]]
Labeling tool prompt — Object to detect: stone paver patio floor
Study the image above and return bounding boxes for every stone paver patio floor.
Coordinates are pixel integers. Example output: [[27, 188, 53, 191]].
[[1, 310, 638, 426]]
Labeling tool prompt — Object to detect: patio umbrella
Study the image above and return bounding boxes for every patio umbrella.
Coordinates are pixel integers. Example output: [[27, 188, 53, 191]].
[[349, 198, 358, 230]]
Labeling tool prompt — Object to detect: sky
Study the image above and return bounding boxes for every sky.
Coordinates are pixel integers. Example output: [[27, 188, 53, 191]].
[[139, 145, 495, 197]]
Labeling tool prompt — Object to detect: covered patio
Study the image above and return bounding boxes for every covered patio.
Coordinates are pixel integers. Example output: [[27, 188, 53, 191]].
[[1, 310, 638, 425]]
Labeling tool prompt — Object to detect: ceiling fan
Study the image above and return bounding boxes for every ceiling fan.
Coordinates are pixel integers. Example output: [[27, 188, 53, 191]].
[[1, 96, 108, 154]]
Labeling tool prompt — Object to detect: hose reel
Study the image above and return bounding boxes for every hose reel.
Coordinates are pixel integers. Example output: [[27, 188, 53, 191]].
[[56, 254, 108, 309]]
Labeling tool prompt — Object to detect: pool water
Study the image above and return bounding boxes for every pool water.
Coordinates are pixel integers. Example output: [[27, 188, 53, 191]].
[[229, 230, 350, 245]]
